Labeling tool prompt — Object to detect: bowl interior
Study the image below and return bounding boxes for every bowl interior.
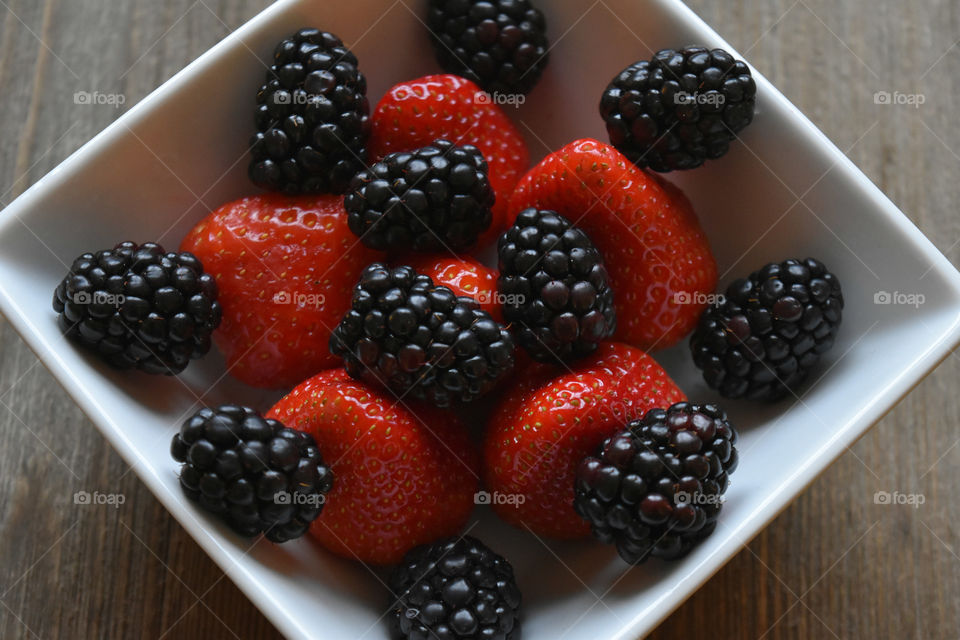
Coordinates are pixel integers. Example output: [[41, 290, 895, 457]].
[[1, 1, 959, 639]]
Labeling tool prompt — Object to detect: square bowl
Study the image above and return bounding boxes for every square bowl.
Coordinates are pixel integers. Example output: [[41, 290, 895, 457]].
[[2, 0, 959, 638]]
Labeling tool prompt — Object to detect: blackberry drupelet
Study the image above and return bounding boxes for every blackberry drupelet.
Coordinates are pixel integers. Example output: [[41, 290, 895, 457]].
[[600, 45, 756, 172], [389, 536, 521, 640], [171, 405, 334, 543], [574, 402, 739, 564], [345, 139, 494, 252], [426, 0, 549, 96], [498, 208, 616, 363], [689, 257, 843, 401], [249, 28, 370, 194], [330, 263, 515, 408], [52, 241, 221, 375]]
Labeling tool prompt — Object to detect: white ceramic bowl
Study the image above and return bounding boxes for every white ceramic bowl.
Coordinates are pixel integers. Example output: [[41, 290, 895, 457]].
[[2, 1, 959, 639]]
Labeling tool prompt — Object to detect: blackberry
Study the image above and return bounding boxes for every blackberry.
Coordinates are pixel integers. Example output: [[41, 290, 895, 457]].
[[171, 405, 334, 543], [426, 0, 549, 96], [249, 28, 370, 194], [574, 402, 739, 564], [52, 241, 221, 375], [600, 45, 756, 172], [497, 208, 616, 363], [345, 139, 494, 252], [690, 257, 843, 401], [389, 536, 521, 640], [330, 263, 515, 408]]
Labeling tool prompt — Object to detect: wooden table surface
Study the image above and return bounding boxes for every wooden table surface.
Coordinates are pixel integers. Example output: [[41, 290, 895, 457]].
[[1, 1, 958, 638]]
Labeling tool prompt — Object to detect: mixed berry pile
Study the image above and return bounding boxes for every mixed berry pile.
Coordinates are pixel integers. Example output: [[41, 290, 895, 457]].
[[51, 3, 845, 638]]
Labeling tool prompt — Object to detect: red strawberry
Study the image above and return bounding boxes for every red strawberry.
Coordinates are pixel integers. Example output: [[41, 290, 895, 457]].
[[482, 342, 685, 539], [368, 74, 530, 249], [509, 138, 717, 351], [267, 368, 479, 565], [181, 194, 382, 388], [406, 255, 503, 322]]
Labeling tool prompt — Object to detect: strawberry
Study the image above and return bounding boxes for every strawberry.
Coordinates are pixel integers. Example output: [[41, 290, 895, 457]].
[[405, 255, 503, 322], [482, 342, 685, 539], [368, 74, 530, 250], [180, 194, 382, 388], [509, 138, 717, 351], [267, 368, 479, 565]]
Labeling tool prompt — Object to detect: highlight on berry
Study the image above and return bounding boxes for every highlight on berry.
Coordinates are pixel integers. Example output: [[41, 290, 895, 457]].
[[498, 208, 616, 363], [52, 241, 222, 375], [689, 257, 843, 401], [329, 263, 516, 407], [249, 28, 370, 194], [600, 45, 756, 172], [389, 535, 522, 640], [574, 402, 739, 564], [171, 405, 334, 543], [345, 139, 494, 252], [426, 0, 550, 96]]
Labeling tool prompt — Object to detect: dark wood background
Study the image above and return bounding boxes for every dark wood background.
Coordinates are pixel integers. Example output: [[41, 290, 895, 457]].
[[1, 1, 958, 638]]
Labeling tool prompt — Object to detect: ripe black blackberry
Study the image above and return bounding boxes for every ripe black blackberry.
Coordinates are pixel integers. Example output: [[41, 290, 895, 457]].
[[249, 28, 370, 194], [52, 241, 221, 375], [689, 257, 843, 401], [389, 536, 521, 640], [330, 263, 515, 408], [498, 208, 616, 363], [600, 45, 756, 172], [171, 405, 334, 543], [574, 402, 739, 564], [426, 0, 549, 96], [345, 139, 494, 252]]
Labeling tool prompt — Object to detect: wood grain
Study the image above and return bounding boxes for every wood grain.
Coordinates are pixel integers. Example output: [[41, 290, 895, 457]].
[[0, 1, 957, 638]]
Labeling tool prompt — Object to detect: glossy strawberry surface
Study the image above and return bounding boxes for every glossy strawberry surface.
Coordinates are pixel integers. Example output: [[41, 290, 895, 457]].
[[483, 342, 685, 538], [181, 194, 382, 388], [405, 254, 503, 322], [268, 368, 479, 564]]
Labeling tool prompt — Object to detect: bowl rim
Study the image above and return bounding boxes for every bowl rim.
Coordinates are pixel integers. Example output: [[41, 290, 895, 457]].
[[0, 0, 959, 638]]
